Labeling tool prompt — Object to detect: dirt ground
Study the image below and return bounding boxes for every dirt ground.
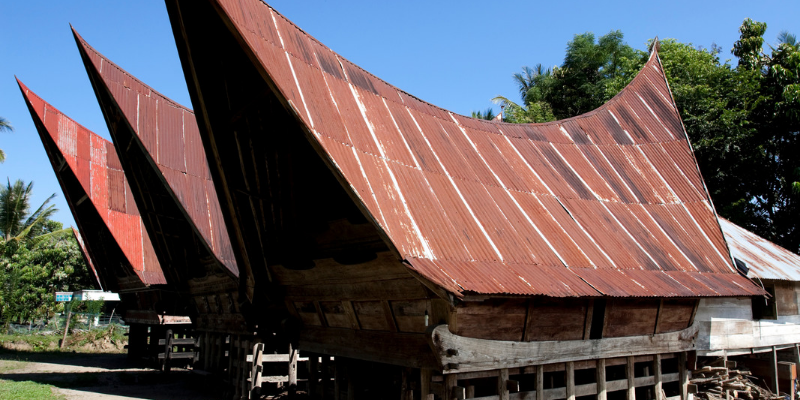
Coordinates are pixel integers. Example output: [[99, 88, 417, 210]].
[[0, 351, 227, 399]]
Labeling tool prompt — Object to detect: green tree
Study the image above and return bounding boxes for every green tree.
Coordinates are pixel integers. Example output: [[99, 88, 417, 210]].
[[471, 108, 497, 120], [490, 30, 644, 123], [0, 179, 65, 243], [0, 117, 11, 163], [547, 30, 646, 118], [488, 20, 800, 251], [493, 63, 558, 123], [0, 231, 93, 324]]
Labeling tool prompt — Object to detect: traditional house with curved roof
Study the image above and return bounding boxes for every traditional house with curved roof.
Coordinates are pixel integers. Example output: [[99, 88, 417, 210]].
[[161, 0, 764, 398], [71, 31, 251, 340], [19, 81, 192, 358]]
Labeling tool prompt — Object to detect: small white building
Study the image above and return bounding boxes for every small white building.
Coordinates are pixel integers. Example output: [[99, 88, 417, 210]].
[[695, 218, 800, 393]]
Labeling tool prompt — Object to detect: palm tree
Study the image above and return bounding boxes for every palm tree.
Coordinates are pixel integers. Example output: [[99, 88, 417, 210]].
[[471, 108, 497, 120], [778, 31, 797, 48], [0, 117, 12, 163], [513, 64, 552, 103], [0, 179, 63, 242]]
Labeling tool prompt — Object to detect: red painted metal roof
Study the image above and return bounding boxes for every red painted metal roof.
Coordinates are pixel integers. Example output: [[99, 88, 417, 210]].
[[72, 227, 103, 290], [72, 31, 238, 277], [19, 80, 167, 286], [719, 218, 800, 281], [209, 0, 760, 297]]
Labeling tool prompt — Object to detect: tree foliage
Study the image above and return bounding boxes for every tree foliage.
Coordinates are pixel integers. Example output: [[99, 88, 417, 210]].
[[0, 117, 11, 163], [0, 228, 94, 324], [471, 108, 497, 120], [0, 179, 92, 325], [0, 179, 62, 243], [488, 21, 800, 252]]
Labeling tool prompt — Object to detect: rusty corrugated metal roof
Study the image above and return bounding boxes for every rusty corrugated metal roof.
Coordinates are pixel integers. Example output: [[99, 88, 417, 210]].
[[72, 30, 238, 278], [201, 0, 761, 298], [19, 79, 167, 287], [719, 218, 800, 281]]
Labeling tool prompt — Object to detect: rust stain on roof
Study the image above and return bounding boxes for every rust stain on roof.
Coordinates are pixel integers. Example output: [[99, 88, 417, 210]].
[[205, 0, 760, 297], [19, 79, 167, 287], [720, 218, 800, 282], [72, 30, 238, 277]]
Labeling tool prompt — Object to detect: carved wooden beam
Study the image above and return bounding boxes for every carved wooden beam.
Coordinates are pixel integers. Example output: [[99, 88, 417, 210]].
[[428, 324, 698, 374]]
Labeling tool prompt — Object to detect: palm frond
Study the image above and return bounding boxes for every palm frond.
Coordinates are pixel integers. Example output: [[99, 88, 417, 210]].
[[778, 31, 797, 48], [27, 228, 72, 246], [0, 117, 12, 133]]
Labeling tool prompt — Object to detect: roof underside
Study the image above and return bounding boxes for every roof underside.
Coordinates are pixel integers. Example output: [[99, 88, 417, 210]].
[[72, 227, 103, 290], [719, 218, 800, 282], [196, 0, 760, 298], [19, 80, 167, 287], [73, 31, 239, 279]]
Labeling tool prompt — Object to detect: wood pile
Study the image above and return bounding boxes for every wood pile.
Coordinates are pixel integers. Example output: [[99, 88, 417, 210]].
[[690, 365, 784, 400]]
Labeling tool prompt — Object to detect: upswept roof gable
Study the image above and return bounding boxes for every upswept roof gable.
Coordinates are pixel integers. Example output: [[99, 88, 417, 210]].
[[206, 0, 759, 297], [72, 30, 239, 277], [19, 80, 166, 286]]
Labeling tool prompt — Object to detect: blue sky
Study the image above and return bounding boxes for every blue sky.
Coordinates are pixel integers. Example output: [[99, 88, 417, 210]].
[[1, 0, 798, 228]]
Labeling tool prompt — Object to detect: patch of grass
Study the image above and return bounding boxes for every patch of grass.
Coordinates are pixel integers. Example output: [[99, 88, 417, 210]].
[[0, 333, 60, 352], [0, 359, 25, 373], [0, 379, 64, 399], [0, 325, 127, 354]]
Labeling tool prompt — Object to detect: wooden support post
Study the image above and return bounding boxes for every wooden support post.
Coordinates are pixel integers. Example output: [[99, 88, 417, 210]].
[[771, 346, 779, 393], [347, 363, 355, 400], [627, 356, 636, 400], [498, 368, 510, 400], [597, 359, 607, 400], [654, 354, 663, 400], [453, 385, 466, 399], [401, 368, 408, 400], [334, 359, 341, 400], [209, 334, 216, 372], [251, 342, 265, 396], [322, 356, 332, 399], [421, 369, 432, 400], [794, 344, 800, 366], [679, 352, 689, 400], [242, 339, 251, 398], [445, 374, 458, 400], [288, 343, 298, 398], [202, 333, 210, 370], [60, 308, 72, 349], [227, 335, 236, 380], [163, 329, 173, 372], [567, 362, 576, 400], [537, 365, 545, 400], [309, 355, 320, 398], [466, 385, 475, 398]]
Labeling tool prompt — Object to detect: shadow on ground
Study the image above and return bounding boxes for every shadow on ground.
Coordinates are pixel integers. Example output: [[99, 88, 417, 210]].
[[0, 349, 145, 370], [0, 350, 226, 399]]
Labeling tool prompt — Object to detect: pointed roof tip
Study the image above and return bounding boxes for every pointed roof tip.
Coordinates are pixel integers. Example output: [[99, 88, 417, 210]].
[[16, 77, 30, 97], [71, 26, 91, 53], [649, 37, 661, 55]]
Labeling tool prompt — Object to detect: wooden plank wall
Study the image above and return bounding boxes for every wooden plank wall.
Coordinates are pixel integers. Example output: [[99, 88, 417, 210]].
[[697, 283, 800, 354], [455, 298, 696, 342]]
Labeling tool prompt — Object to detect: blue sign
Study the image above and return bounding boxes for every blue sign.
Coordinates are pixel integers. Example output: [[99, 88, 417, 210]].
[[55, 292, 73, 302]]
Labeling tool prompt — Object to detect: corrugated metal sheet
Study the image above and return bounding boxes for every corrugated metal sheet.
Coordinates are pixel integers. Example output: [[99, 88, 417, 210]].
[[73, 30, 239, 276], [719, 218, 800, 281], [19, 80, 167, 286], [210, 0, 761, 297]]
